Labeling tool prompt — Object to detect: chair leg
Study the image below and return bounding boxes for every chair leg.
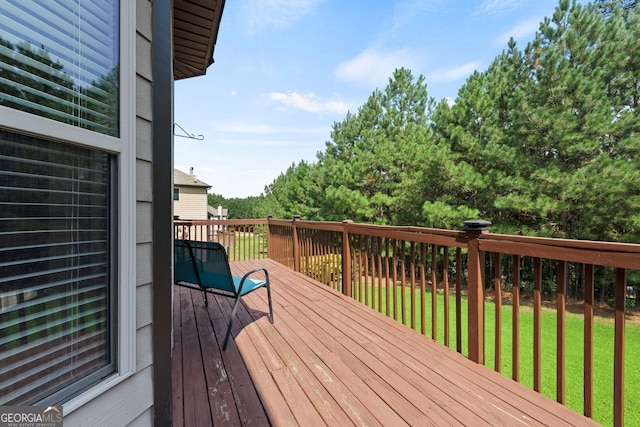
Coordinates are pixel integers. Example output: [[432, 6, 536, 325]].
[[222, 283, 274, 350], [266, 282, 274, 324], [222, 294, 242, 350], [203, 288, 208, 306]]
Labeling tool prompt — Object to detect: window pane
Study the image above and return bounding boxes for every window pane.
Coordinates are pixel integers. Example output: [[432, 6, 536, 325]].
[[0, 129, 115, 405], [0, 0, 119, 136]]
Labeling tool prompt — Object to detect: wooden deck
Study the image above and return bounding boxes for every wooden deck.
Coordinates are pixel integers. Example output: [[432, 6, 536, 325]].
[[172, 259, 599, 426]]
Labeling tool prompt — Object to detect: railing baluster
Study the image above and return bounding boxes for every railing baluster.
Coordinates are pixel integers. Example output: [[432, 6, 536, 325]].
[[342, 220, 352, 297], [512, 255, 520, 382], [377, 237, 383, 313], [363, 236, 369, 306], [420, 243, 426, 335], [443, 247, 450, 347], [494, 253, 502, 373], [385, 238, 391, 317], [614, 267, 626, 427], [392, 239, 398, 322], [356, 235, 361, 302], [306, 229, 312, 276], [292, 216, 300, 272], [373, 237, 378, 310], [557, 260, 567, 404], [401, 240, 407, 327], [431, 244, 438, 340], [533, 257, 542, 393], [242, 225, 246, 260], [410, 241, 416, 330], [456, 247, 462, 354], [584, 263, 594, 418]]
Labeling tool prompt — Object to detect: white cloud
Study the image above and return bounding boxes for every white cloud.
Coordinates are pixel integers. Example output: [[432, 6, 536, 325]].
[[267, 91, 349, 114], [241, 0, 322, 33], [497, 17, 542, 45], [230, 90, 238, 96], [475, 0, 520, 16], [426, 62, 481, 84], [335, 48, 421, 88]]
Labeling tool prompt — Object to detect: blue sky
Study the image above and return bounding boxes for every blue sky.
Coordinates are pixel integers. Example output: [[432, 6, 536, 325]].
[[175, 0, 569, 198]]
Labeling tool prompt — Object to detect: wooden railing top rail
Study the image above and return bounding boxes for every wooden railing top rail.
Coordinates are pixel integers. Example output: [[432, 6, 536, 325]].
[[287, 218, 469, 247], [266, 218, 295, 227], [277, 218, 640, 269], [175, 219, 268, 226], [290, 219, 345, 232], [485, 232, 640, 254], [177, 217, 640, 260], [477, 233, 640, 270]]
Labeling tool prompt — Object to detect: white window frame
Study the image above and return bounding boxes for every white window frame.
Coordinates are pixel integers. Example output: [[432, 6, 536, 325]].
[[0, 0, 136, 412]]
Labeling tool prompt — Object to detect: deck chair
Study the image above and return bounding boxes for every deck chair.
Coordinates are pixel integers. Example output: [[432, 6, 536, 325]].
[[174, 239, 274, 350]]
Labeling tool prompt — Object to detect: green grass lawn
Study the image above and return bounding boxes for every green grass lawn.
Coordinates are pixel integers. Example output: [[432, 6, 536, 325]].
[[219, 232, 268, 261], [353, 284, 640, 427]]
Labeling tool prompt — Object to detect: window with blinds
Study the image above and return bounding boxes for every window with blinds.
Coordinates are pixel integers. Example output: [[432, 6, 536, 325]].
[[0, 130, 116, 405], [0, 0, 119, 137]]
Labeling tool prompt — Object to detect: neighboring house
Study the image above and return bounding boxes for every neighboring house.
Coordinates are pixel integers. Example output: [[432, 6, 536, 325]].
[[207, 205, 229, 220], [174, 168, 211, 220], [208, 205, 229, 234], [0, 1, 225, 425]]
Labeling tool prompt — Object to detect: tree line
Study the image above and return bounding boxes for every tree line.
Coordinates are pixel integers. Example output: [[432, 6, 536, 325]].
[[213, 0, 640, 244]]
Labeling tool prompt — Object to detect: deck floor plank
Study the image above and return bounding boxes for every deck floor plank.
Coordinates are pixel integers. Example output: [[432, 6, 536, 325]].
[[245, 290, 402, 425], [240, 290, 385, 427], [261, 262, 519, 425], [179, 288, 213, 427], [191, 293, 244, 426], [172, 258, 600, 426], [269, 275, 488, 426], [291, 304, 467, 426], [269, 262, 583, 427], [260, 278, 459, 426], [240, 293, 358, 427], [171, 284, 185, 426]]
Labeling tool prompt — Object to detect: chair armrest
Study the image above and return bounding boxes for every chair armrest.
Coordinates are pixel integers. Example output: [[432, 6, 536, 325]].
[[236, 267, 269, 295]]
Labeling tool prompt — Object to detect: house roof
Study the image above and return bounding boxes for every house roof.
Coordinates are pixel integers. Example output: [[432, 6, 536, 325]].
[[173, 0, 226, 80], [174, 168, 211, 188]]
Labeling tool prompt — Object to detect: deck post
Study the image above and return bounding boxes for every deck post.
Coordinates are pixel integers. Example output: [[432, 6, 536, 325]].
[[464, 219, 491, 365], [342, 220, 353, 297], [293, 215, 301, 272], [267, 215, 273, 259]]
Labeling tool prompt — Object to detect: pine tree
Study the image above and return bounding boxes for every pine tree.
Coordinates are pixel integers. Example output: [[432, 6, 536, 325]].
[[317, 68, 433, 224]]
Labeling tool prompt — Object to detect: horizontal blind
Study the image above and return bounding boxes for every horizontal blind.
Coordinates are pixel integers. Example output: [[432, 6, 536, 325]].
[[0, 0, 119, 136], [0, 130, 115, 405]]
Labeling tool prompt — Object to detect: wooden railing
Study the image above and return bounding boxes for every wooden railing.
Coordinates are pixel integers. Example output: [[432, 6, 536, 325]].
[[174, 219, 268, 261], [174, 217, 640, 426]]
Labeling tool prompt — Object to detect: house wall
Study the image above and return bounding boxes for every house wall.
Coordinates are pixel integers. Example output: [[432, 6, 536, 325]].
[[64, 0, 155, 424], [174, 186, 209, 220]]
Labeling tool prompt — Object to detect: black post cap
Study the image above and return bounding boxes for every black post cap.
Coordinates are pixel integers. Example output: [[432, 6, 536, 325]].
[[463, 219, 491, 231]]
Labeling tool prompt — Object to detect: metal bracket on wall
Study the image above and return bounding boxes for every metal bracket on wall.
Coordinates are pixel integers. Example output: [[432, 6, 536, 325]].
[[173, 122, 204, 140]]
